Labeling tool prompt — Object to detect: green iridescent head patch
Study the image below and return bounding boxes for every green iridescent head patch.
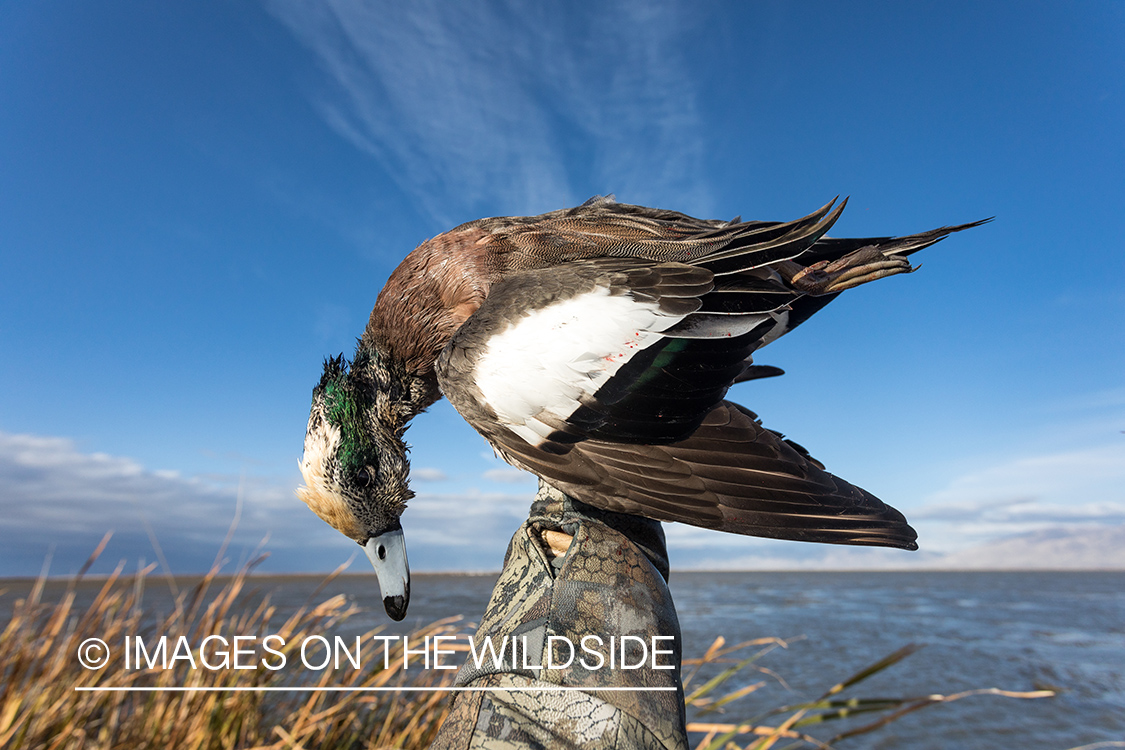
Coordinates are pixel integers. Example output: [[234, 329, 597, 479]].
[[316, 353, 378, 480]]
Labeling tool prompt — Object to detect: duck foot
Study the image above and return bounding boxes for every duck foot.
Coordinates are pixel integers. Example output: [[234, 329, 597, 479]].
[[787, 246, 916, 294]]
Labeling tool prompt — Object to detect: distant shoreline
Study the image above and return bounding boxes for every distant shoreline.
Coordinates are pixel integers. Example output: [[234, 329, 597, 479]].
[[3, 568, 1123, 585]]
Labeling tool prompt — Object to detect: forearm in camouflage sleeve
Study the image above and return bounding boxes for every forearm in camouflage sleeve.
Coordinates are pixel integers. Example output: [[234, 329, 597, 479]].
[[430, 481, 687, 750]]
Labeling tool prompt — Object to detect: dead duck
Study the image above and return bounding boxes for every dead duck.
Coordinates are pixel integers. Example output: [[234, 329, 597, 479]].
[[297, 196, 986, 620]]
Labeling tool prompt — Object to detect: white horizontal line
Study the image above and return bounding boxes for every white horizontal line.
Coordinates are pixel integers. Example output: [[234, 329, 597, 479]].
[[74, 686, 677, 693]]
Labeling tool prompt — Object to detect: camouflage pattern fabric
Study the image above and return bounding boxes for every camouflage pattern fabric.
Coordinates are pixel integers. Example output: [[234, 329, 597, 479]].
[[430, 482, 687, 750]]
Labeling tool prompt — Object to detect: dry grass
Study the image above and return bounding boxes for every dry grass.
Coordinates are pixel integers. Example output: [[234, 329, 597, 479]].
[[1, 536, 1060, 750], [0, 535, 465, 750]]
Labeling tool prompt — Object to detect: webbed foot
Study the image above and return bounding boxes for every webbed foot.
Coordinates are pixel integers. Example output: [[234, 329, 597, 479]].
[[789, 246, 916, 294]]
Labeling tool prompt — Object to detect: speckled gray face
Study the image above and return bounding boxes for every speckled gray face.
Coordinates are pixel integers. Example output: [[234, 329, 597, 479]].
[[297, 352, 416, 619]]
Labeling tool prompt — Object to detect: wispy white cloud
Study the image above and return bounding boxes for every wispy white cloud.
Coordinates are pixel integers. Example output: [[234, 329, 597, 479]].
[[0, 431, 524, 576], [412, 467, 449, 482], [659, 439, 1125, 570], [406, 491, 528, 548], [265, 0, 712, 225], [0, 432, 342, 576], [668, 543, 943, 572], [9, 427, 1122, 577], [907, 443, 1125, 550], [930, 525, 1125, 570], [481, 467, 532, 484], [679, 434, 1125, 566], [667, 523, 1125, 571]]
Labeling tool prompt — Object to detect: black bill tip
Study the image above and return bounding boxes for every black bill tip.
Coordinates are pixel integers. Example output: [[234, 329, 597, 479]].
[[383, 593, 408, 621]]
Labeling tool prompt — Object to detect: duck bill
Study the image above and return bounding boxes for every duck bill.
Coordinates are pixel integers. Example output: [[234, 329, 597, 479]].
[[364, 527, 410, 621]]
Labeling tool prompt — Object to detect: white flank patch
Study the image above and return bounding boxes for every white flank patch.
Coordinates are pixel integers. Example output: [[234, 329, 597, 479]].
[[474, 288, 684, 446]]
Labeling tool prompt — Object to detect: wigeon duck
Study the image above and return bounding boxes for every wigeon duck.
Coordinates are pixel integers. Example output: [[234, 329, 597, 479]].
[[298, 196, 987, 619]]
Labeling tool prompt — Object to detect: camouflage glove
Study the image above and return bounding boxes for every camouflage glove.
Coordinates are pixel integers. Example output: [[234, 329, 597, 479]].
[[430, 481, 686, 750]]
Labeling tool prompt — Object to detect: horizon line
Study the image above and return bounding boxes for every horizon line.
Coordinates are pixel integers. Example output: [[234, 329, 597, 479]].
[[8, 566, 1125, 584], [9, 566, 1125, 584], [75, 686, 677, 693]]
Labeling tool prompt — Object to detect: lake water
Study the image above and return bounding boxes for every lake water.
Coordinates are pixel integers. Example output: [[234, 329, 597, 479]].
[[5, 570, 1123, 749]]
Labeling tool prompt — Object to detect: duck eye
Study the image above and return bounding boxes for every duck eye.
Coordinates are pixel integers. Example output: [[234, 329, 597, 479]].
[[355, 468, 373, 487], [377, 544, 387, 560]]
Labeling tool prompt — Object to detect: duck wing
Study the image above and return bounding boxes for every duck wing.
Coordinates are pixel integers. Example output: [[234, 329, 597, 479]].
[[438, 256, 776, 450], [488, 401, 918, 550], [434, 201, 986, 549], [436, 256, 917, 549], [484, 196, 848, 271]]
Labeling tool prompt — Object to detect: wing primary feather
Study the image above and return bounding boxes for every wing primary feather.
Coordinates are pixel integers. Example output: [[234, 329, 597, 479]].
[[429, 200, 986, 555]]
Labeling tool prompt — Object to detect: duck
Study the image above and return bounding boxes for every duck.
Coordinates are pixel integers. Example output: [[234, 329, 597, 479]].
[[297, 196, 987, 620]]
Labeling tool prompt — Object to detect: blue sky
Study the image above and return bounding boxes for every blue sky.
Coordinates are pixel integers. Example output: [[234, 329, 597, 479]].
[[2, 1, 1123, 578]]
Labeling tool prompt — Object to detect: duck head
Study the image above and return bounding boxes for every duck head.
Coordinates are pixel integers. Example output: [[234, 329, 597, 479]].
[[297, 348, 418, 621]]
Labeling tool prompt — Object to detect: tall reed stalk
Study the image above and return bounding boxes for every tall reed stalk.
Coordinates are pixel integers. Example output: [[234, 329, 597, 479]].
[[0, 536, 464, 750]]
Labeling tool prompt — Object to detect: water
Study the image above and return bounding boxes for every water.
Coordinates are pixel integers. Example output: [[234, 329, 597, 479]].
[[5, 571, 1122, 748], [670, 571, 1125, 749]]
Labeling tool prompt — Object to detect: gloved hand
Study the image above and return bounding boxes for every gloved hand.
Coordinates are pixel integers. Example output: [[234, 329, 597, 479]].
[[430, 481, 687, 750]]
